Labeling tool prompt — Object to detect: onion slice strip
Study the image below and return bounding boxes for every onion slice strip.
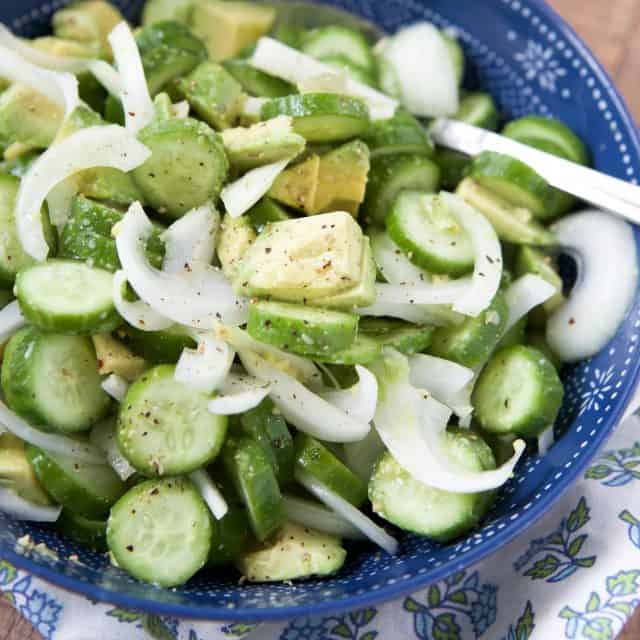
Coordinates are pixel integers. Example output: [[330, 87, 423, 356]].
[[18, 125, 150, 261], [538, 426, 555, 456], [108, 22, 154, 133], [208, 372, 270, 415], [115, 203, 248, 327], [0, 400, 104, 464], [0, 301, 26, 345], [113, 270, 173, 331], [239, 351, 370, 443], [0, 488, 61, 522], [190, 469, 228, 520], [87, 59, 124, 97], [320, 365, 378, 425], [101, 373, 129, 403], [295, 468, 398, 554], [90, 418, 136, 481], [283, 494, 365, 539], [370, 229, 431, 285], [504, 274, 557, 334], [221, 158, 291, 218]]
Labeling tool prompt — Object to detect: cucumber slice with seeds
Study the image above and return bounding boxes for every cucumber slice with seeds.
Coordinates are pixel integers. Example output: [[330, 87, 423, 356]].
[[15, 260, 120, 335], [302, 25, 376, 73], [454, 92, 499, 130], [107, 478, 212, 587], [2, 327, 111, 433], [261, 94, 370, 143], [117, 365, 228, 476], [247, 300, 359, 357], [472, 345, 564, 438], [359, 318, 434, 355], [387, 191, 474, 276]]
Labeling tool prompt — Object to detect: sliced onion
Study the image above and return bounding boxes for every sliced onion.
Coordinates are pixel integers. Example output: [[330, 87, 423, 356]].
[[370, 349, 525, 493], [538, 426, 555, 456], [87, 59, 123, 96], [172, 100, 190, 119], [370, 229, 430, 285], [343, 428, 385, 482], [46, 179, 77, 229], [208, 372, 270, 415], [0, 399, 104, 464], [373, 280, 472, 306], [358, 298, 464, 327], [0, 488, 61, 522], [439, 192, 502, 317], [283, 494, 365, 539], [221, 158, 291, 218], [101, 373, 129, 403], [0, 301, 26, 345], [250, 37, 397, 120], [320, 365, 378, 425], [243, 96, 268, 119], [190, 469, 228, 520], [162, 202, 219, 274], [239, 350, 370, 443], [547, 210, 638, 363], [115, 203, 248, 327], [377, 23, 458, 117], [504, 274, 557, 334], [90, 418, 136, 481], [295, 468, 398, 554], [18, 125, 150, 261], [112, 270, 173, 331], [175, 331, 234, 394], [108, 22, 154, 133]]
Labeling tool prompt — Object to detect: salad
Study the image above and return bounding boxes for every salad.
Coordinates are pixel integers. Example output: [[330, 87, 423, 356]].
[[0, 0, 636, 588]]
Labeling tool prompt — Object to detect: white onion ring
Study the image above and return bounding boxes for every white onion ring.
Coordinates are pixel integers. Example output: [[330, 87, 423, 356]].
[[87, 59, 123, 96], [190, 469, 228, 520], [0, 301, 26, 345], [0, 488, 61, 522], [320, 365, 378, 425], [282, 494, 365, 539], [208, 372, 270, 415], [112, 270, 173, 331]]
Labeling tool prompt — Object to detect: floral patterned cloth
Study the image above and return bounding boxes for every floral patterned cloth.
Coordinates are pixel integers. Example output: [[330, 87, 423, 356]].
[[3, 411, 640, 640]]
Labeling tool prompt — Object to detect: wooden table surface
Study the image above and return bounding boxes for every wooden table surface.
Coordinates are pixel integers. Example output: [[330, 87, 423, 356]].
[[3, 0, 640, 637]]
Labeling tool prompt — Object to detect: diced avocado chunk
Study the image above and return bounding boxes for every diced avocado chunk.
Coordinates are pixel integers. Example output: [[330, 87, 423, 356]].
[[143, 0, 194, 26], [0, 433, 51, 505], [32, 36, 99, 58], [222, 116, 306, 170], [176, 61, 245, 130], [236, 521, 346, 582], [234, 211, 365, 302], [0, 85, 64, 148], [269, 154, 321, 214], [92, 334, 147, 382], [217, 214, 257, 279], [52, 0, 123, 57], [189, 0, 276, 61]]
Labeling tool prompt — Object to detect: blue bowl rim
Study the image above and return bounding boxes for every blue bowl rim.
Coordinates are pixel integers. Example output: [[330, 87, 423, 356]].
[[2, 0, 640, 622]]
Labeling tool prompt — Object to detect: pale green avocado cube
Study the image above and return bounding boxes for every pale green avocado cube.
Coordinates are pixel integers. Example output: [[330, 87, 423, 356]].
[[217, 214, 257, 280], [0, 433, 51, 506]]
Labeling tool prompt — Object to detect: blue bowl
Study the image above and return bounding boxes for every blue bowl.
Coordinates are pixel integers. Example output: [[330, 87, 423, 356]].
[[2, 0, 640, 623]]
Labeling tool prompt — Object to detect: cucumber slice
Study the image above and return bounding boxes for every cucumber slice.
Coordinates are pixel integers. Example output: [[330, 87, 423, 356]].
[[469, 151, 556, 220], [56, 510, 107, 552], [239, 398, 294, 485], [318, 55, 377, 86], [117, 365, 228, 476], [2, 328, 111, 433], [526, 331, 561, 371], [237, 521, 346, 582], [369, 429, 496, 542], [27, 445, 126, 519], [116, 325, 196, 365], [473, 345, 564, 438], [496, 316, 526, 351], [224, 58, 295, 98], [362, 109, 433, 158], [454, 92, 499, 131], [222, 436, 284, 542], [302, 25, 376, 73], [359, 318, 434, 355], [429, 291, 508, 368], [107, 477, 212, 587], [434, 148, 470, 191], [247, 198, 290, 232], [456, 178, 556, 246], [247, 300, 359, 357], [260, 94, 370, 143], [294, 433, 367, 506], [386, 191, 474, 276], [15, 260, 120, 335], [442, 32, 465, 85], [313, 333, 382, 365], [363, 154, 440, 225], [208, 495, 253, 566], [502, 115, 589, 166]]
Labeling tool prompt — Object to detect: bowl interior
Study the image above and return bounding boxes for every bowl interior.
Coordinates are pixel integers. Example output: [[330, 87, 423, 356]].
[[2, 0, 640, 622]]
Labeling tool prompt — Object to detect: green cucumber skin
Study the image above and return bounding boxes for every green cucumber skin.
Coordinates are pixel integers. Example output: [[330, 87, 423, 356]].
[[117, 365, 228, 477], [434, 148, 471, 191], [260, 93, 370, 143], [312, 334, 382, 365], [363, 154, 440, 226], [301, 25, 376, 73], [429, 292, 509, 368], [318, 55, 377, 87], [26, 445, 125, 519], [56, 509, 108, 552], [473, 345, 564, 438], [247, 198, 290, 232], [107, 477, 212, 588], [294, 433, 367, 506], [222, 436, 285, 542], [224, 59, 295, 98], [116, 325, 197, 364], [442, 33, 465, 86], [359, 318, 434, 355], [15, 260, 121, 335], [454, 92, 500, 131], [2, 327, 111, 434], [239, 398, 295, 485], [247, 301, 359, 357], [362, 109, 433, 159], [208, 499, 254, 566], [133, 117, 229, 219]]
